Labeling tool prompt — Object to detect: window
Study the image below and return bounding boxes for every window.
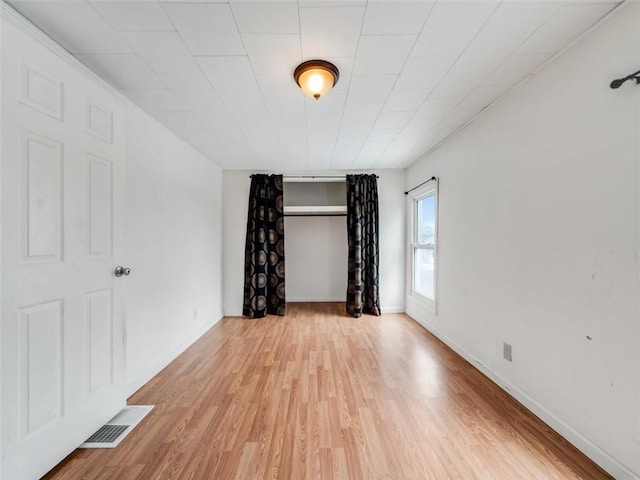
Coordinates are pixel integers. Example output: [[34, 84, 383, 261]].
[[409, 181, 437, 307]]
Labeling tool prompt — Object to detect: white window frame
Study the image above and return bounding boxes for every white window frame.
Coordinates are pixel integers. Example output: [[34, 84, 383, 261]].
[[407, 179, 438, 312]]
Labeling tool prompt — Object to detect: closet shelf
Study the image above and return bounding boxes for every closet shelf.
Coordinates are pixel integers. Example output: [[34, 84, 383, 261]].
[[283, 205, 347, 216]]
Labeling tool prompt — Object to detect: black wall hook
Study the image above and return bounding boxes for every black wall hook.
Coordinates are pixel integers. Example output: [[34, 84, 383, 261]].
[[610, 69, 640, 89]]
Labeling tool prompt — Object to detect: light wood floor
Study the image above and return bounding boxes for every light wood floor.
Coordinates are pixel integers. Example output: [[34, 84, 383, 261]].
[[45, 302, 611, 479]]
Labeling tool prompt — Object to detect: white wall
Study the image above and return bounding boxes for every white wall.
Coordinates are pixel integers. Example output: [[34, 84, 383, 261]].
[[406, 4, 640, 479], [124, 103, 223, 395], [223, 170, 406, 315]]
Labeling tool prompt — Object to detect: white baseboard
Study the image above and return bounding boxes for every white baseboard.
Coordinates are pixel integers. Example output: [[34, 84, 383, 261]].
[[381, 306, 405, 314], [406, 310, 640, 480], [126, 312, 223, 398], [224, 305, 405, 316]]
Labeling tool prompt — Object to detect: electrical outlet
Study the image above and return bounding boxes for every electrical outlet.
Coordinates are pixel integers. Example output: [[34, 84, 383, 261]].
[[503, 342, 512, 362]]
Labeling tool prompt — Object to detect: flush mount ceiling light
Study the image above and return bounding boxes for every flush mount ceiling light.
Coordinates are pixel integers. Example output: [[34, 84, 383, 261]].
[[293, 60, 339, 100]]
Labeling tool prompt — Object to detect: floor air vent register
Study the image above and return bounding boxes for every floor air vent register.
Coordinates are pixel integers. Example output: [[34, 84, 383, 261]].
[[80, 405, 154, 449]]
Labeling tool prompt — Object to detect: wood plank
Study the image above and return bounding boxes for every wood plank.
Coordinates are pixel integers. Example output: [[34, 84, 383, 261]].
[[43, 303, 612, 480]]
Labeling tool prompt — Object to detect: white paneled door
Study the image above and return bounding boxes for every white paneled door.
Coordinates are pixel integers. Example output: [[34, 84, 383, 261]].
[[1, 15, 127, 480]]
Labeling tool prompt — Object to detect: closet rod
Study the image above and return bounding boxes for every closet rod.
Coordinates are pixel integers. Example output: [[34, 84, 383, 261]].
[[404, 176, 436, 195], [248, 174, 380, 179]]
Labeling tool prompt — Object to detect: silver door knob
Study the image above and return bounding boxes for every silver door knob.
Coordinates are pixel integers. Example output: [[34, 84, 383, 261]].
[[114, 266, 131, 277]]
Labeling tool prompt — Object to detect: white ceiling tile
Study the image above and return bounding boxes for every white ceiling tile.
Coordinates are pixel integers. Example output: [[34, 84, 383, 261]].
[[389, 133, 421, 149], [308, 133, 337, 156], [329, 58, 354, 91], [374, 111, 412, 129], [276, 116, 309, 132], [412, 98, 459, 122], [78, 54, 164, 89], [342, 102, 384, 122], [184, 98, 233, 118], [347, 75, 397, 104], [9, 1, 132, 54], [191, 104, 235, 124], [159, 74, 219, 103], [308, 130, 337, 147], [383, 89, 430, 113], [402, 118, 439, 136], [379, 139, 416, 164], [90, 2, 173, 31], [482, 53, 550, 86], [306, 113, 341, 131], [159, 0, 228, 2], [353, 143, 384, 165], [197, 56, 257, 90], [411, 1, 498, 61], [332, 135, 367, 164], [243, 34, 302, 75], [219, 88, 265, 110], [331, 157, 357, 169], [263, 94, 306, 121], [306, 154, 332, 171], [162, 3, 245, 55], [121, 31, 200, 74], [274, 120, 307, 136], [217, 88, 270, 124], [434, 107, 481, 136], [122, 88, 189, 112], [364, 138, 394, 154], [332, 136, 365, 167], [299, 0, 365, 5], [334, 136, 366, 153], [195, 115, 244, 140], [340, 122, 373, 137], [10, 0, 622, 171], [396, 56, 449, 89], [427, 75, 475, 103], [246, 130, 279, 151], [278, 133, 307, 147], [454, 2, 561, 74], [354, 35, 416, 75], [518, 4, 616, 55], [457, 85, 509, 110], [304, 89, 347, 113], [362, 1, 434, 35], [368, 128, 401, 143], [279, 144, 308, 162], [231, 2, 299, 34], [152, 111, 208, 136], [256, 74, 296, 97], [300, 6, 365, 58], [230, 109, 272, 131]]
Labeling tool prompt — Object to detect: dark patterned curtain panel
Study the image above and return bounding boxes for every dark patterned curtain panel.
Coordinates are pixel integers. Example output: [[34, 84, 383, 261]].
[[242, 174, 286, 318], [346, 174, 381, 317]]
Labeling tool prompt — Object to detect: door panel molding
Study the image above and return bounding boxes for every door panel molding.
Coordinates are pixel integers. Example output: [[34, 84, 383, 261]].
[[84, 289, 114, 394], [86, 153, 113, 258], [20, 130, 64, 264], [18, 299, 64, 438], [20, 63, 64, 121], [85, 102, 113, 144]]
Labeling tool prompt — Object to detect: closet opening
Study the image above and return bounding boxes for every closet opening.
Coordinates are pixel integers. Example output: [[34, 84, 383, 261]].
[[284, 180, 347, 304]]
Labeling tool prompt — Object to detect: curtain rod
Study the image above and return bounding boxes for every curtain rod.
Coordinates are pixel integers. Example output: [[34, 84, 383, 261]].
[[284, 213, 347, 217], [249, 174, 380, 179], [404, 176, 436, 195]]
